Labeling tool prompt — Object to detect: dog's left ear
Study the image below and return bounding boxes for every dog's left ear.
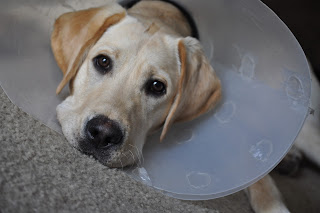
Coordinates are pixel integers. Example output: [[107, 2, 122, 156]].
[[51, 4, 125, 94], [160, 37, 222, 141]]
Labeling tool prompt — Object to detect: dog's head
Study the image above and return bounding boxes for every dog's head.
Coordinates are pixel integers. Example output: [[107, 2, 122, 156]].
[[51, 2, 221, 167]]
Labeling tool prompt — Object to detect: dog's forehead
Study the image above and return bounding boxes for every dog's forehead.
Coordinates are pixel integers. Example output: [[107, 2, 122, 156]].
[[139, 34, 179, 69], [92, 16, 179, 67], [98, 16, 148, 48], [84, 15, 181, 88]]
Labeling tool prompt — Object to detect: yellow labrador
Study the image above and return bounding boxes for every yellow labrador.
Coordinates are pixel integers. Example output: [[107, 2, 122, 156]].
[[51, 1, 221, 168], [52, 1, 320, 213]]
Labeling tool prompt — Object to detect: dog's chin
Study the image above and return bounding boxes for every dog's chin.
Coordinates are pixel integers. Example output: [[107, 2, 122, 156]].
[[93, 153, 136, 168], [75, 139, 136, 168]]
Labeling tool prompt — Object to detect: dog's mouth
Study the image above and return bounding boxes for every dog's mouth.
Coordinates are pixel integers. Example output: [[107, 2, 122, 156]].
[[77, 137, 139, 168], [75, 114, 132, 167], [78, 140, 120, 165]]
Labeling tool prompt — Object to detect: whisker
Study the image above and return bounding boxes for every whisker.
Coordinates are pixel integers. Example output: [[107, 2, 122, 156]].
[[129, 144, 143, 166], [119, 153, 124, 170], [126, 151, 135, 170], [129, 150, 135, 163], [138, 146, 144, 165], [129, 144, 144, 166], [123, 152, 134, 170], [139, 147, 145, 165]]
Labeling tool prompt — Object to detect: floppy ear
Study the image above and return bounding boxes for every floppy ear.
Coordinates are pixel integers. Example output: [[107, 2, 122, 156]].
[[160, 37, 222, 141], [51, 4, 126, 94]]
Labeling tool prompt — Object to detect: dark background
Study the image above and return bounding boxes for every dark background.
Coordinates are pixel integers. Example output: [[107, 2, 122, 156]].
[[262, 0, 320, 81]]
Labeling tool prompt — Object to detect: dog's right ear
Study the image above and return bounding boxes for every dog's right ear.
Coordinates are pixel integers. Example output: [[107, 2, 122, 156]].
[[160, 37, 221, 141], [51, 4, 125, 94]]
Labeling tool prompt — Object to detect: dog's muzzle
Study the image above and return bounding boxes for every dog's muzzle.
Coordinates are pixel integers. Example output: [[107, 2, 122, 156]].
[[84, 115, 124, 150]]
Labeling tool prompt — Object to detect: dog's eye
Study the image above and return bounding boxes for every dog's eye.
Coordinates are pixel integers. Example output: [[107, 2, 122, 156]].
[[93, 54, 112, 74], [146, 80, 166, 97]]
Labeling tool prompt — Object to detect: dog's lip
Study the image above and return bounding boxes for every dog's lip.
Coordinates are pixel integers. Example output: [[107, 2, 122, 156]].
[[77, 137, 123, 156], [75, 138, 134, 168], [76, 143, 117, 167], [85, 131, 125, 150], [99, 135, 124, 150], [76, 145, 93, 155]]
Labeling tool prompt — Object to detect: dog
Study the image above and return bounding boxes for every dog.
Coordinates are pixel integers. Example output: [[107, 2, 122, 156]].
[[51, 1, 320, 212], [51, 0, 221, 168]]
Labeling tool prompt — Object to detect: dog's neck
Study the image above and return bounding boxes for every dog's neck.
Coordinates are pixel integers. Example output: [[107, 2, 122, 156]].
[[126, 0, 195, 38]]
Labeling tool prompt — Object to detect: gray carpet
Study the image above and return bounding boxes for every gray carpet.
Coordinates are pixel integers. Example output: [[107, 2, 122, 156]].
[[0, 86, 320, 213]]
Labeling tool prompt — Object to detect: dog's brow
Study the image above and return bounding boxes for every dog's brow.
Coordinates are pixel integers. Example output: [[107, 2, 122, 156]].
[[95, 46, 120, 59], [142, 66, 169, 86]]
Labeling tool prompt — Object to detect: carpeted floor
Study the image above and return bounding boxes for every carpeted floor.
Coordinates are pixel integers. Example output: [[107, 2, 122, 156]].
[[1, 86, 320, 213]]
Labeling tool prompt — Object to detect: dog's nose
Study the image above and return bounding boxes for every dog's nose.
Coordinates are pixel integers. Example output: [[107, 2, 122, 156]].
[[85, 115, 123, 149]]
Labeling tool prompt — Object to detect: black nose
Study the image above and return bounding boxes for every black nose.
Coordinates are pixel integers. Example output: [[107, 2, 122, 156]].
[[85, 115, 124, 149]]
